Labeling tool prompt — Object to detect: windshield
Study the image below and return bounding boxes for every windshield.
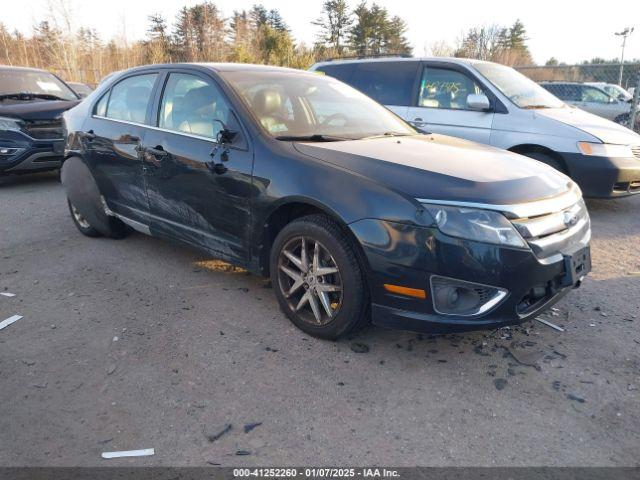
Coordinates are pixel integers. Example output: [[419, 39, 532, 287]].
[[603, 84, 632, 101], [0, 69, 77, 101], [221, 70, 416, 140], [473, 62, 565, 109]]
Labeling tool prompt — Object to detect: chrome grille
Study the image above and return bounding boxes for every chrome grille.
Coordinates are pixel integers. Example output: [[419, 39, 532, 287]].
[[23, 119, 64, 140], [510, 199, 590, 259], [632, 145, 640, 159]]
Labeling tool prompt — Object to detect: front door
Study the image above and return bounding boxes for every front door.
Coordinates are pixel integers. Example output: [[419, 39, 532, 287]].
[[406, 64, 494, 143], [83, 72, 159, 225], [142, 71, 254, 263]]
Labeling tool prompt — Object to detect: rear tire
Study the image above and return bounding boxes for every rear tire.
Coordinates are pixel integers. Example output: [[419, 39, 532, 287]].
[[68, 199, 101, 237], [270, 214, 370, 340]]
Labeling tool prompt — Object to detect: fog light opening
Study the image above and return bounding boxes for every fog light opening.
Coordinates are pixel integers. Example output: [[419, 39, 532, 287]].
[[430, 275, 508, 317]]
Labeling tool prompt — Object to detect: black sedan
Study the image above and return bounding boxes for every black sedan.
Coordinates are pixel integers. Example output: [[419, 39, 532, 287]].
[[61, 63, 591, 339]]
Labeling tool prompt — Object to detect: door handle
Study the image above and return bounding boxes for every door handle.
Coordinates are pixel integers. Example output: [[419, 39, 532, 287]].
[[146, 145, 169, 158], [411, 117, 426, 127]]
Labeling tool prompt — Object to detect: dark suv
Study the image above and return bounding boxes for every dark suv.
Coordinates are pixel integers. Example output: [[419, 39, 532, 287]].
[[0, 66, 79, 176], [61, 63, 591, 339]]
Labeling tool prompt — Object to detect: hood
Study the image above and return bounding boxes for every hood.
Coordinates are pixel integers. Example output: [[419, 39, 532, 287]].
[[294, 134, 573, 205], [0, 99, 80, 121], [536, 106, 640, 145]]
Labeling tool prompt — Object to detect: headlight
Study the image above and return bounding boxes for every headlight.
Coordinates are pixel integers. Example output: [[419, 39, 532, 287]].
[[0, 116, 24, 132], [577, 142, 632, 157], [423, 203, 527, 248]]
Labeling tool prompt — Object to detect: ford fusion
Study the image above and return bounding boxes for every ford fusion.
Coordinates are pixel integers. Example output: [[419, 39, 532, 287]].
[[0, 66, 79, 176], [61, 63, 591, 339]]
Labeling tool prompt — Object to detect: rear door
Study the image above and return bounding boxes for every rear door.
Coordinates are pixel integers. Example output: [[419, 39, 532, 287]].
[[83, 72, 160, 225], [406, 63, 494, 143], [142, 70, 254, 263]]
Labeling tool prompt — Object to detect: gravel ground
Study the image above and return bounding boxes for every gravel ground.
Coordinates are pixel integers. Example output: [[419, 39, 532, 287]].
[[0, 171, 639, 466]]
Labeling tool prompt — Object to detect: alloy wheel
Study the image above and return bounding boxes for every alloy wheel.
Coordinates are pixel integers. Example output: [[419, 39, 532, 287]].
[[70, 203, 91, 229], [277, 236, 343, 325]]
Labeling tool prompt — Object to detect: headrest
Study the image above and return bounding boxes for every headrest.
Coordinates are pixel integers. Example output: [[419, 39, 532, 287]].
[[252, 89, 283, 116]]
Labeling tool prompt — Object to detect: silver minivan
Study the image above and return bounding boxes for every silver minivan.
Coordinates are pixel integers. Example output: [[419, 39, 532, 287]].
[[310, 57, 640, 198]]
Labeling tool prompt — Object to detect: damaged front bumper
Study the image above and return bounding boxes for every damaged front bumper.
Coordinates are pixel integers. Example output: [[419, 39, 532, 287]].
[[349, 218, 590, 334]]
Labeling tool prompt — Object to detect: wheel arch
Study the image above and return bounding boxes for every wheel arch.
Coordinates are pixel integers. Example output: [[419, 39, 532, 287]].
[[507, 144, 570, 174], [256, 198, 371, 280]]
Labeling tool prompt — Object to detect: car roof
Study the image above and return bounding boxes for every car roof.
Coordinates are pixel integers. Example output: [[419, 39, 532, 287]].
[[0, 65, 51, 73], [119, 62, 311, 76], [540, 81, 595, 85], [311, 56, 491, 68]]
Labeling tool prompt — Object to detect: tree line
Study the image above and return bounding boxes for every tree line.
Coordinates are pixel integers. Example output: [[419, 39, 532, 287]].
[[1, 0, 635, 86], [0, 0, 411, 84]]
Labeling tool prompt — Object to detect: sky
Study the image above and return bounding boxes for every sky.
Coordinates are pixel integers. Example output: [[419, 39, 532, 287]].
[[2, 0, 640, 65]]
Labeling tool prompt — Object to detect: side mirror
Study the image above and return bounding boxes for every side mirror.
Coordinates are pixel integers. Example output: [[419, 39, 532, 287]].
[[467, 93, 491, 111], [216, 128, 237, 145], [618, 93, 627, 102]]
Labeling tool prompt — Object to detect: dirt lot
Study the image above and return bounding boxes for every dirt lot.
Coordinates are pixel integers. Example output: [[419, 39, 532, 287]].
[[0, 171, 639, 467]]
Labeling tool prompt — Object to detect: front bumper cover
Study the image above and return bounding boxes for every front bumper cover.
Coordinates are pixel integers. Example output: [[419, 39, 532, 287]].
[[350, 219, 588, 334], [560, 152, 640, 198], [0, 129, 64, 174]]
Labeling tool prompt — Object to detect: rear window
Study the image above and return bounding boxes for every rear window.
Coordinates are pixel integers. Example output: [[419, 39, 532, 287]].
[[318, 61, 418, 107]]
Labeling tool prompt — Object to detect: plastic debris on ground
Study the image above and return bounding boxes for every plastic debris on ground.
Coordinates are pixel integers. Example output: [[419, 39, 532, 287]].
[[0, 315, 23, 330], [535, 317, 564, 332], [101, 448, 155, 459]]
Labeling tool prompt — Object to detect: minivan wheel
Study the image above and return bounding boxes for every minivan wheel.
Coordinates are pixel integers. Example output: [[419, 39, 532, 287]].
[[522, 151, 566, 174], [270, 214, 370, 340], [68, 199, 102, 237]]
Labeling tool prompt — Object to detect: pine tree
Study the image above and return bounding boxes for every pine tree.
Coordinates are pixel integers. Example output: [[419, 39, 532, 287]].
[[312, 0, 352, 54]]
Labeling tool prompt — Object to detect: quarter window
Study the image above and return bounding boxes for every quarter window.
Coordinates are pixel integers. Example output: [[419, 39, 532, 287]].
[[94, 92, 109, 117], [159, 73, 235, 140], [105, 74, 157, 124], [419, 67, 485, 110]]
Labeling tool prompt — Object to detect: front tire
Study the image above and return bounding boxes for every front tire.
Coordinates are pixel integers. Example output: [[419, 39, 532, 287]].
[[270, 214, 369, 340], [522, 151, 567, 174]]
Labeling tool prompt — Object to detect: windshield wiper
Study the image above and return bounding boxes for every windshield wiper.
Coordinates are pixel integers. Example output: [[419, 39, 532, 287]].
[[0, 92, 67, 101], [522, 105, 552, 109], [359, 132, 414, 140], [274, 134, 349, 142]]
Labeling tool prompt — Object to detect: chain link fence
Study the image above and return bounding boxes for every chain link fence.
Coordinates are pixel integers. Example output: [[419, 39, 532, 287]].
[[516, 63, 640, 133]]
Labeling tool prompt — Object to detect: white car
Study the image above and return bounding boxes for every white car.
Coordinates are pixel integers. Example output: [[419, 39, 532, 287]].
[[540, 81, 635, 124], [586, 82, 633, 102], [310, 57, 640, 197]]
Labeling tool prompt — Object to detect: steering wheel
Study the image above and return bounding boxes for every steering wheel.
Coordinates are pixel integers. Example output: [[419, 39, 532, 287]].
[[320, 113, 348, 127]]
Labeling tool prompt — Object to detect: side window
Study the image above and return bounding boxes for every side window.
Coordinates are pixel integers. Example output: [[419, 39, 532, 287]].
[[159, 73, 239, 141], [94, 91, 109, 117], [316, 63, 356, 83], [419, 67, 485, 110], [106, 74, 157, 124], [581, 86, 610, 103], [349, 62, 418, 106]]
